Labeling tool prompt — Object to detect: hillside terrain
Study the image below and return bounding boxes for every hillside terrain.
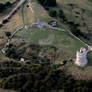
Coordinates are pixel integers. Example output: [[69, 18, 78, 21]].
[[0, 0, 92, 92], [57, 0, 92, 45]]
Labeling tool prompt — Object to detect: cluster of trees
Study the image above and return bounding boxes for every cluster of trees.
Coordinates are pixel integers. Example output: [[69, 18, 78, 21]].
[[49, 9, 65, 18], [5, 44, 18, 59], [1, 61, 21, 68], [5, 44, 50, 64], [5, 44, 58, 65], [37, 0, 56, 7], [0, 2, 12, 13], [0, 66, 30, 79], [0, 64, 91, 92]]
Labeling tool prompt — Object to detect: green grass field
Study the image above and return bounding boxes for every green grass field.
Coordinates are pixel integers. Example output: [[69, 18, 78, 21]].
[[15, 27, 87, 58]]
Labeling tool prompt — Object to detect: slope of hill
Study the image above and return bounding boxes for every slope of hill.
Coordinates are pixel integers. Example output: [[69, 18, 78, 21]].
[[57, 0, 92, 45]]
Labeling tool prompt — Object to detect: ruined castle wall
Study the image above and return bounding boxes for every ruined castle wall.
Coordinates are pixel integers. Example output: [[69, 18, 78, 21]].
[[75, 51, 88, 67]]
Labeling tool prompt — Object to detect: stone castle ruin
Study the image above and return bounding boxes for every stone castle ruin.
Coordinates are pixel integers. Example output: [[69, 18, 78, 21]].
[[75, 47, 92, 67]]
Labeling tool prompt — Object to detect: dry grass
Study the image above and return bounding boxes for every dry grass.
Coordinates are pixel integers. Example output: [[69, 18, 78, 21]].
[[64, 61, 92, 80], [0, 8, 23, 41]]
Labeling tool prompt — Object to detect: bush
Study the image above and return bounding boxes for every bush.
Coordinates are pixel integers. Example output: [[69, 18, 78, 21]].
[[6, 47, 18, 58], [3, 19, 8, 24], [49, 9, 57, 17], [58, 10, 64, 18], [0, 2, 12, 12], [5, 32, 11, 38]]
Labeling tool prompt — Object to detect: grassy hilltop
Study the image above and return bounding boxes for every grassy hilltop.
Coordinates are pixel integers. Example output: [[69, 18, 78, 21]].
[[0, 0, 92, 92], [0, 0, 92, 81]]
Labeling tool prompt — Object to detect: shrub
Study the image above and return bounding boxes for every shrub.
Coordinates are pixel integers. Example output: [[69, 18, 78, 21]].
[[0, 2, 12, 13], [3, 19, 8, 24], [49, 9, 57, 17], [58, 10, 64, 18], [5, 32, 11, 38], [5, 47, 18, 58]]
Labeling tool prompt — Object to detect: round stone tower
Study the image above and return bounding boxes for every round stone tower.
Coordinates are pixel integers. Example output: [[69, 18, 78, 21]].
[[75, 48, 88, 67]]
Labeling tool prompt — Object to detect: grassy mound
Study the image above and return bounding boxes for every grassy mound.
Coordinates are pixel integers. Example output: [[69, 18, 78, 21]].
[[0, 0, 92, 80]]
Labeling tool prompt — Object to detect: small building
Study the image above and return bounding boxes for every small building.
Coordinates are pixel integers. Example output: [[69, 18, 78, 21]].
[[20, 58, 25, 62], [25, 25, 28, 29], [49, 20, 57, 27]]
